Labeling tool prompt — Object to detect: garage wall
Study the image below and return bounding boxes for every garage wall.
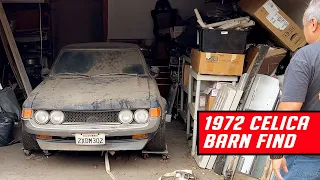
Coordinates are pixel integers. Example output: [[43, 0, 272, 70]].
[[108, 0, 205, 40], [108, 0, 309, 40], [51, 0, 104, 55], [274, 0, 308, 28]]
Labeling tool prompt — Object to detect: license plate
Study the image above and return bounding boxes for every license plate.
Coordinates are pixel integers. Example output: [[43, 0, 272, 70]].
[[75, 133, 105, 145]]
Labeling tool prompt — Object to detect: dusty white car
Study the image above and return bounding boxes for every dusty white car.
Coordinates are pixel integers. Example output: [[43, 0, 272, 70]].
[[21, 42, 167, 158]]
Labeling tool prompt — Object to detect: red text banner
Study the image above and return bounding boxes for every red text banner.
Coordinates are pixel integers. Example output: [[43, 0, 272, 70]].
[[198, 112, 320, 155]]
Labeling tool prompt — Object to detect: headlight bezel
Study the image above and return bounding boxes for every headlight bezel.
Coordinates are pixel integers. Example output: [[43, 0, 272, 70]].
[[50, 110, 65, 125], [134, 109, 149, 124], [118, 109, 134, 124], [34, 110, 50, 125]]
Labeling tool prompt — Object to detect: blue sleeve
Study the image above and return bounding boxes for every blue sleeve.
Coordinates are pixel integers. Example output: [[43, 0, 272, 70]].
[[280, 51, 311, 102]]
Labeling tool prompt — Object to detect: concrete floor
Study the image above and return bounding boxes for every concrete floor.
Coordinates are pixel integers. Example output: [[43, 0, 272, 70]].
[[0, 119, 223, 180]]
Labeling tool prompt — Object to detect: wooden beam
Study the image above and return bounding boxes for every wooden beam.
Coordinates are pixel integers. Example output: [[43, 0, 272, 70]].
[[0, 23, 24, 94], [237, 45, 270, 111], [0, 2, 32, 96], [261, 158, 273, 180]]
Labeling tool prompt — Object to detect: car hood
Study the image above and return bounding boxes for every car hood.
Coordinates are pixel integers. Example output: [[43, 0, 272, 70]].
[[28, 76, 151, 110]]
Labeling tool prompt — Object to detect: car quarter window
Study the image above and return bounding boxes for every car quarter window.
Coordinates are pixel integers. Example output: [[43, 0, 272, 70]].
[[51, 49, 147, 76]]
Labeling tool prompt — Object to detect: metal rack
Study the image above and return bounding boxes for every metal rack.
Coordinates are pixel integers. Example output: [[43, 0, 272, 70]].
[[178, 55, 192, 123], [186, 67, 238, 156]]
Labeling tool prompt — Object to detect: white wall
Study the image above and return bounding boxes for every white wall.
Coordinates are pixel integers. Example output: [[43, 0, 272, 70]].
[[108, 0, 204, 40], [108, 0, 309, 40], [274, 0, 308, 28]]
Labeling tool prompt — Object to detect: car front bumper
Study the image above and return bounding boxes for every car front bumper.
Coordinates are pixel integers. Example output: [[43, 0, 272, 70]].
[[22, 117, 161, 137], [22, 118, 161, 151], [36, 138, 149, 151]]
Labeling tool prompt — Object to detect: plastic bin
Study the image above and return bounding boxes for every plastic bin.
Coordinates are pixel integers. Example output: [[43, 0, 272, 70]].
[[198, 28, 249, 54]]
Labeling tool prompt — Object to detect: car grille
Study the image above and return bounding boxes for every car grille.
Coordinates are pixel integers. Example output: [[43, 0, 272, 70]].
[[63, 111, 120, 124]]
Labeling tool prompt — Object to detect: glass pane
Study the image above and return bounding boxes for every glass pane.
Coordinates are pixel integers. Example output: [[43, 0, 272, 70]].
[[52, 49, 146, 76]]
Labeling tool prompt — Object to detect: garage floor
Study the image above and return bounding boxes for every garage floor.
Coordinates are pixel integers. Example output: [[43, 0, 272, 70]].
[[0, 119, 222, 180]]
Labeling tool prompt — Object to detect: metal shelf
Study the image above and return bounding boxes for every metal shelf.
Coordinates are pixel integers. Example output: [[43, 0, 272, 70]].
[[187, 66, 239, 157], [189, 67, 238, 82], [181, 83, 196, 96], [188, 103, 196, 120], [182, 55, 191, 64]]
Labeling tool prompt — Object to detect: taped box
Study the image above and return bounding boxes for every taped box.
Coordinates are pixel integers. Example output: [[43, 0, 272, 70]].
[[205, 95, 216, 111], [238, 0, 306, 52], [183, 64, 190, 87], [191, 49, 245, 76]]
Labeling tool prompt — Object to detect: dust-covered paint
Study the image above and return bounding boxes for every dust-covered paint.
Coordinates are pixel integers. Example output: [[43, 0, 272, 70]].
[[26, 76, 152, 111], [23, 42, 164, 112]]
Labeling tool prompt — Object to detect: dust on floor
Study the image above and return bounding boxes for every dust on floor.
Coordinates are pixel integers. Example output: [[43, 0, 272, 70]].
[[0, 119, 222, 180]]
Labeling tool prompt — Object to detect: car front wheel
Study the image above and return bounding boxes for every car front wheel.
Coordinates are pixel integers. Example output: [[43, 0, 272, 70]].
[[21, 128, 41, 152], [144, 121, 166, 152]]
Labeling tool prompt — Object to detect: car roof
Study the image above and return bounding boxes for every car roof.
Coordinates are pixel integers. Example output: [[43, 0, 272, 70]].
[[62, 42, 140, 50]]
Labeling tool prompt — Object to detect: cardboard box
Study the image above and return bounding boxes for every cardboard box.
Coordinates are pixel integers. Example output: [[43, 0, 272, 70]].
[[191, 49, 245, 76], [238, 0, 306, 52], [200, 93, 206, 109], [206, 95, 216, 111], [183, 64, 190, 87], [245, 46, 287, 75]]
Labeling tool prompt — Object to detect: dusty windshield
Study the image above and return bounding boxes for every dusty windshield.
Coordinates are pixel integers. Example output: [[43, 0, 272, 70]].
[[51, 49, 147, 76]]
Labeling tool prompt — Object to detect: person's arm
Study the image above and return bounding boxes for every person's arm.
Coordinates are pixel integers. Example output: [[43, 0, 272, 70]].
[[271, 50, 311, 179], [269, 103, 302, 161]]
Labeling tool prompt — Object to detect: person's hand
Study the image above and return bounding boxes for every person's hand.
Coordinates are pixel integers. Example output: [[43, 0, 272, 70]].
[[272, 157, 288, 180]]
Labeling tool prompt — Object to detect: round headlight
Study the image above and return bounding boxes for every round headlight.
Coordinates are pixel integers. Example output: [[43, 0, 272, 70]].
[[134, 109, 149, 124], [118, 110, 133, 124], [34, 110, 49, 124], [50, 111, 65, 125]]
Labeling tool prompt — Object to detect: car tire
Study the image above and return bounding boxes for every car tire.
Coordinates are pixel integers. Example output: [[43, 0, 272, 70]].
[[22, 129, 41, 151], [144, 121, 166, 151]]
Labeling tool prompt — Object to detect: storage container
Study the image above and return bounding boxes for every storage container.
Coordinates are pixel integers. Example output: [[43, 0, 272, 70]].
[[197, 28, 249, 54], [191, 49, 245, 76]]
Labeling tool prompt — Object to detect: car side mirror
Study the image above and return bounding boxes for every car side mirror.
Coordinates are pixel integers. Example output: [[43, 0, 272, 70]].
[[150, 67, 160, 78], [41, 68, 50, 79]]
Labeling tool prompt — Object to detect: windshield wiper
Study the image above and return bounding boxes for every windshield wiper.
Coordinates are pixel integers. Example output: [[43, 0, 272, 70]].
[[55, 73, 90, 77], [93, 73, 144, 77]]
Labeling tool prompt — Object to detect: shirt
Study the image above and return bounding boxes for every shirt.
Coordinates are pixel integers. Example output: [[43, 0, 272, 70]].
[[271, 41, 320, 159], [280, 42, 320, 110]]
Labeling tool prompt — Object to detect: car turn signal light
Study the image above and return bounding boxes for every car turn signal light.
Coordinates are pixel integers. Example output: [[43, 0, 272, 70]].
[[22, 109, 33, 119], [132, 134, 148, 139], [149, 107, 161, 117]]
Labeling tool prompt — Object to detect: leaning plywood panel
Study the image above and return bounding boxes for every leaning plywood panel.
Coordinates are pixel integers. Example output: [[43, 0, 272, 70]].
[[243, 74, 280, 111], [0, 3, 32, 95]]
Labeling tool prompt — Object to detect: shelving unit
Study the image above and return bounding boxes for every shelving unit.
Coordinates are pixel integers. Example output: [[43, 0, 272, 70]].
[[178, 55, 193, 123], [186, 67, 238, 156]]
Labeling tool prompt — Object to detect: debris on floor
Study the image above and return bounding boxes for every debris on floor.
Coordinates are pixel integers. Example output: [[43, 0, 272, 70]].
[[158, 170, 196, 180]]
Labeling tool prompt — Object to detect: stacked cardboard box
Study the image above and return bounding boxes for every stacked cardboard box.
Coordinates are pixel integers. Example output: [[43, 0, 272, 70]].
[[185, 0, 305, 112], [189, 46, 246, 110], [238, 0, 306, 52]]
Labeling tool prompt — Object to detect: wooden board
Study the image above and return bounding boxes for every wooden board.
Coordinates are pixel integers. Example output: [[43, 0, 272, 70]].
[[206, 155, 217, 170], [237, 45, 269, 111], [0, 3, 32, 96], [0, 24, 24, 92]]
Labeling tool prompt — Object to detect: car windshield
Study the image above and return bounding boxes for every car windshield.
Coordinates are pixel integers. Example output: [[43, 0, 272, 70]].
[[51, 49, 147, 77]]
